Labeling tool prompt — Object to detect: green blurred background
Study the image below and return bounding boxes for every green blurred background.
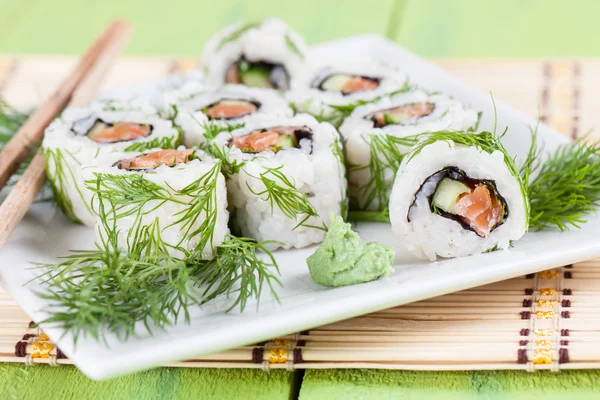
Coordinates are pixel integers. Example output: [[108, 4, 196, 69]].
[[0, 0, 595, 57]]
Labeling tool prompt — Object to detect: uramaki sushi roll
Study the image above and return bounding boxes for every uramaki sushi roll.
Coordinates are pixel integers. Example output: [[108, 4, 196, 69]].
[[203, 18, 308, 91], [287, 62, 407, 118], [389, 131, 529, 260], [339, 90, 479, 211], [166, 83, 293, 147], [42, 99, 180, 226], [83, 148, 229, 260], [210, 114, 347, 250]]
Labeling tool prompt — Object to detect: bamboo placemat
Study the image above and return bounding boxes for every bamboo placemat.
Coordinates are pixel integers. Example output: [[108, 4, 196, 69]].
[[0, 56, 599, 372]]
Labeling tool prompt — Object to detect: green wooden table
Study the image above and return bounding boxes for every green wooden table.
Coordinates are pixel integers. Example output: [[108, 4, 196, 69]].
[[2, 1, 600, 399]]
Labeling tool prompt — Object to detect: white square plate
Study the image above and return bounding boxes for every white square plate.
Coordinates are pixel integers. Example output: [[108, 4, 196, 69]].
[[1, 35, 596, 380]]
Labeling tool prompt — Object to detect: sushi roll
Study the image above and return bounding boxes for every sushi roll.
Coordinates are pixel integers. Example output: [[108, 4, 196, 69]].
[[203, 18, 308, 90], [339, 90, 479, 211], [389, 131, 529, 260], [287, 62, 408, 119], [210, 114, 347, 250], [42, 98, 180, 226], [166, 82, 293, 147], [83, 148, 229, 260]]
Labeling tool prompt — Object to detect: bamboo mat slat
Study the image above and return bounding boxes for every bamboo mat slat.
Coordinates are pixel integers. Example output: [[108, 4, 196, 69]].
[[1, 56, 600, 372]]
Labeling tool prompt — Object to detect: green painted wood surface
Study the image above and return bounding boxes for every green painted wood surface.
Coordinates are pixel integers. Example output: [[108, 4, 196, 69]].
[[299, 370, 600, 400], [0, 364, 298, 400], [0, 0, 597, 56]]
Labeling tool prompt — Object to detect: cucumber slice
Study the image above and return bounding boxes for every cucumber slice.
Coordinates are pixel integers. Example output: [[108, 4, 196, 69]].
[[432, 178, 471, 214], [277, 134, 296, 149], [240, 67, 272, 88], [320, 74, 350, 92]]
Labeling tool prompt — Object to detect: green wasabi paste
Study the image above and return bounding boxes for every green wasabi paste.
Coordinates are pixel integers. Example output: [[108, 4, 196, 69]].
[[307, 213, 395, 287]]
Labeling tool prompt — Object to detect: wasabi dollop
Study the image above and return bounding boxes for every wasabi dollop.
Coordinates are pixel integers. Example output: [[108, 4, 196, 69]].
[[307, 213, 395, 287]]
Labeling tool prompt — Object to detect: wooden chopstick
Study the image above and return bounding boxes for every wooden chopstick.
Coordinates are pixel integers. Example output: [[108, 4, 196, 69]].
[[0, 20, 133, 248], [0, 20, 131, 190]]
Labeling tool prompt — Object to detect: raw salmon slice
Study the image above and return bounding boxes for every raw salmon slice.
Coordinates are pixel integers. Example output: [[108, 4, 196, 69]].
[[88, 122, 151, 143], [232, 131, 280, 152], [455, 185, 503, 237], [342, 77, 379, 94], [115, 149, 193, 170], [205, 100, 258, 119]]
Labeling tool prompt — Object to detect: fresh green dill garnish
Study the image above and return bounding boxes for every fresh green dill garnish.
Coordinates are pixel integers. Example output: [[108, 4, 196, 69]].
[[469, 111, 483, 132], [246, 166, 318, 229], [482, 244, 501, 253], [289, 102, 298, 114], [44, 148, 86, 224], [351, 133, 420, 210], [32, 160, 281, 343], [330, 138, 349, 220], [525, 133, 600, 231], [347, 210, 390, 223], [32, 234, 281, 344], [87, 162, 222, 256], [123, 135, 179, 152], [284, 33, 304, 59], [206, 142, 246, 178], [216, 22, 259, 51], [0, 100, 28, 146], [203, 121, 245, 142]]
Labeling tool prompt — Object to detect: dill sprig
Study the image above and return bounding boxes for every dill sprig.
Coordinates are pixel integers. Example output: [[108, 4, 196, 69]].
[[0, 100, 28, 146], [352, 133, 420, 211], [88, 162, 222, 256], [123, 135, 180, 152], [202, 121, 245, 142], [44, 148, 86, 223], [246, 166, 319, 229], [206, 142, 246, 178], [330, 138, 349, 219], [284, 33, 304, 59], [216, 22, 259, 51], [526, 134, 600, 230], [33, 234, 281, 344]]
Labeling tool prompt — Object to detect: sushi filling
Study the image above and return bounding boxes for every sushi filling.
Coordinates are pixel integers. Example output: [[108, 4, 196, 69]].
[[366, 102, 435, 128], [230, 126, 312, 153], [316, 73, 380, 95], [226, 57, 290, 90], [410, 167, 508, 238], [83, 119, 152, 144], [202, 99, 260, 120], [114, 149, 194, 171]]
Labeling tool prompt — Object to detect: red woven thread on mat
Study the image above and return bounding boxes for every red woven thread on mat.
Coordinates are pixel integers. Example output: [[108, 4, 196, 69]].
[[251, 348, 264, 363], [293, 348, 303, 363], [517, 349, 528, 364], [559, 348, 570, 363], [15, 342, 27, 357]]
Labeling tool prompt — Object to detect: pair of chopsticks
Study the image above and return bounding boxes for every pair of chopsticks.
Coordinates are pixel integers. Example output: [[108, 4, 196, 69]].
[[0, 20, 134, 248]]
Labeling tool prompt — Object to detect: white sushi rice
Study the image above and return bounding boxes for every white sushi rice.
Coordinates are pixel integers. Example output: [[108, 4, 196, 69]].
[[286, 61, 407, 117], [211, 114, 347, 250], [339, 90, 479, 211], [42, 98, 180, 226], [82, 149, 229, 260], [203, 18, 308, 89], [389, 140, 528, 260], [165, 82, 293, 147]]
